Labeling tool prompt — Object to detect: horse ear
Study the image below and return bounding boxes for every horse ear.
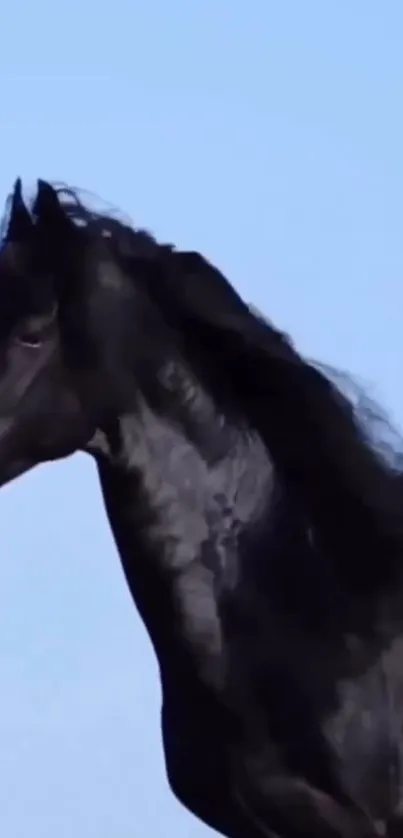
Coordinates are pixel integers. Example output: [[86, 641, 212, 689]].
[[33, 180, 81, 301], [6, 178, 33, 240], [33, 180, 68, 230]]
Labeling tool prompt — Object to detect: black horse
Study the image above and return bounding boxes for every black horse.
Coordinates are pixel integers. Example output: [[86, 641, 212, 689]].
[[0, 178, 402, 837]]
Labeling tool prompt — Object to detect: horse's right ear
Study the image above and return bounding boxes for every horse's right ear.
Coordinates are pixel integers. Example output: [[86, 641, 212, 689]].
[[5, 178, 33, 241]]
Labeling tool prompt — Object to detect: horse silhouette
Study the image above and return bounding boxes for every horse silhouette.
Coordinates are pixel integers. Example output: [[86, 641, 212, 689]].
[[0, 177, 402, 836]]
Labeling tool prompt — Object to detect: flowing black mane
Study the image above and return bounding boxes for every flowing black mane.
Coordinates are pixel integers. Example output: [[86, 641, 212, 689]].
[[10, 183, 403, 591], [3, 178, 403, 835]]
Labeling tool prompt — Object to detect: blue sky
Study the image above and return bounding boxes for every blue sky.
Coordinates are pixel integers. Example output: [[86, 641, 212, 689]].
[[0, 1, 403, 836]]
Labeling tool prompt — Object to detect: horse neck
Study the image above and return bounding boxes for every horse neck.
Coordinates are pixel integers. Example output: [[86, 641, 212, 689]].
[[87, 355, 284, 685], [89, 346, 387, 699]]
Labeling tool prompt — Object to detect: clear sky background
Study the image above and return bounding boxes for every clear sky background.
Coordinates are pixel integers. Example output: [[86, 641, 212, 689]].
[[0, 2, 402, 836]]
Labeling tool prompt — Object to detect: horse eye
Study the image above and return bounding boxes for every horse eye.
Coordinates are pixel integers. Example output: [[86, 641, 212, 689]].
[[15, 307, 57, 349], [17, 332, 42, 349]]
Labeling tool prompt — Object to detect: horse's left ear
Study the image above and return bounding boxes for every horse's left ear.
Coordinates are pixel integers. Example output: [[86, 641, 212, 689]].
[[32, 180, 82, 302], [33, 180, 72, 234]]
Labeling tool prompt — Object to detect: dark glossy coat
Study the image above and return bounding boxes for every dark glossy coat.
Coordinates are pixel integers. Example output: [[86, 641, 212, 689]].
[[0, 179, 402, 836]]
